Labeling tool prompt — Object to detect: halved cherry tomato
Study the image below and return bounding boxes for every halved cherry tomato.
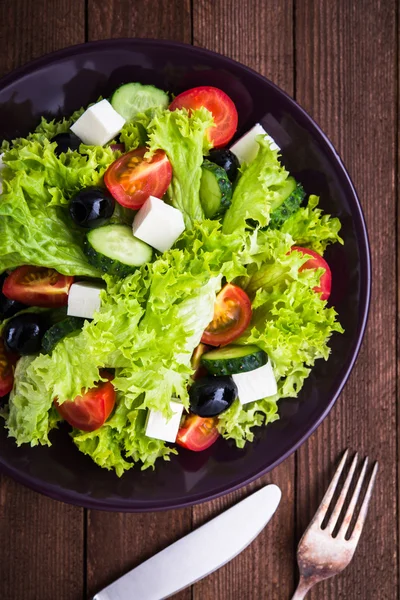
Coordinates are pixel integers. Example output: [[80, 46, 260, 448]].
[[0, 339, 16, 397], [201, 283, 252, 347], [54, 371, 116, 432], [176, 414, 220, 451], [169, 86, 238, 148], [104, 147, 172, 209], [2, 266, 74, 308], [292, 246, 332, 301]]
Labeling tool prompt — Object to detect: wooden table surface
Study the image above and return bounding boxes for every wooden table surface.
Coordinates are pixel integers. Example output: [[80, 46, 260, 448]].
[[0, 1, 397, 599]]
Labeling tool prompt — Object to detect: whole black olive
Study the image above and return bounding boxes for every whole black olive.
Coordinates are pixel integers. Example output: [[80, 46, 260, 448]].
[[207, 149, 240, 183], [51, 132, 82, 156], [189, 375, 237, 417], [3, 313, 47, 355], [0, 273, 26, 319], [69, 187, 115, 228]]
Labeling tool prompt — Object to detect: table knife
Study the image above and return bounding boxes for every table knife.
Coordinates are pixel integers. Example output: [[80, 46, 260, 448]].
[[93, 484, 281, 600]]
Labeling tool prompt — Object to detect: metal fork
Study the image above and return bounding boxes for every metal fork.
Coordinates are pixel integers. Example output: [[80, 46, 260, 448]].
[[291, 450, 378, 599]]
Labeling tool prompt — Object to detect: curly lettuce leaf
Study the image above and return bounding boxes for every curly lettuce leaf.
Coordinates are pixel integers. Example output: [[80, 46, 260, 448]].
[[222, 135, 289, 234], [281, 195, 343, 254], [146, 107, 214, 228], [2, 139, 116, 207], [218, 227, 343, 446], [0, 171, 100, 276]]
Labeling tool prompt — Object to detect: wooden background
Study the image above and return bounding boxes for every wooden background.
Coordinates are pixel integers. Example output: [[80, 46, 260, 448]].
[[0, 1, 397, 598]]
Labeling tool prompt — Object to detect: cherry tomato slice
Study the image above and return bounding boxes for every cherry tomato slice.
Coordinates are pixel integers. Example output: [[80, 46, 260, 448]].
[[0, 339, 16, 397], [176, 413, 220, 451], [169, 86, 238, 148], [292, 246, 332, 301], [201, 283, 252, 347], [54, 372, 116, 432], [2, 266, 74, 308], [104, 147, 172, 209]]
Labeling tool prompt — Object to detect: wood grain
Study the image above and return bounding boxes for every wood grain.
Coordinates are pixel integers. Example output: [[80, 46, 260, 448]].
[[295, 1, 398, 598], [0, 0, 84, 77], [0, 2, 85, 600], [192, 2, 295, 599], [87, 0, 191, 42], [86, 3, 193, 599]]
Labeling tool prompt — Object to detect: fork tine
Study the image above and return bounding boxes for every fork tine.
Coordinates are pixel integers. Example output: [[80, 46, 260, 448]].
[[326, 452, 359, 533], [314, 449, 349, 526], [349, 461, 379, 543], [337, 456, 368, 538]]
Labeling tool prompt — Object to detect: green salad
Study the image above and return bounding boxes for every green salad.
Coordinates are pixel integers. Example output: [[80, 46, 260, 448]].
[[0, 82, 343, 476]]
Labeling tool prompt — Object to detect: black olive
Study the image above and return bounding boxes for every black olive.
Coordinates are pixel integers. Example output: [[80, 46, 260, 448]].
[[51, 132, 82, 156], [0, 273, 27, 319], [3, 313, 48, 355], [69, 187, 115, 228], [189, 375, 237, 417], [207, 149, 240, 183]]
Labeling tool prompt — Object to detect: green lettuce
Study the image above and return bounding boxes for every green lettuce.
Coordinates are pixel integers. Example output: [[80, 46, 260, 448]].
[[218, 229, 343, 446], [6, 234, 227, 473], [146, 107, 214, 228], [281, 195, 343, 253], [0, 171, 100, 276], [222, 135, 289, 234]]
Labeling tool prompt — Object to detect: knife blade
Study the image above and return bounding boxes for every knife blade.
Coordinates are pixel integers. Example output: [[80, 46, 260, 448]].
[[93, 484, 281, 600]]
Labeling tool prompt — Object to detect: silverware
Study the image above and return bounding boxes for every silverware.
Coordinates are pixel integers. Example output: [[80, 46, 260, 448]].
[[292, 450, 378, 599], [93, 484, 281, 600]]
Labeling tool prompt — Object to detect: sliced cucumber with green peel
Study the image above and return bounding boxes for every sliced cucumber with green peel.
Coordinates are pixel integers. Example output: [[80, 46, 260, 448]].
[[84, 225, 153, 276], [42, 317, 85, 354], [201, 344, 268, 376], [200, 160, 233, 219], [111, 83, 169, 121]]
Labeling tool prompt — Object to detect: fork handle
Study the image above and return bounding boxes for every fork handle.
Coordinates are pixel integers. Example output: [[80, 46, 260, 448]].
[[291, 578, 313, 600]]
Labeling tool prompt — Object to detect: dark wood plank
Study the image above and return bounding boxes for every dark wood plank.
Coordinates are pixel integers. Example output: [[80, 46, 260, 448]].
[[0, 2, 86, 599], [192, 2, 295, 599], [0, 0, 84, 77], [86, 3, 192, 599], [295, 1, 398, 599], [87, 508, 192, 599], [87, 0, 191, 41]]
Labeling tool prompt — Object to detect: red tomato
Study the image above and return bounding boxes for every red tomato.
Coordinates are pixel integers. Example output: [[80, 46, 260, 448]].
[[292, 246, 332, 301], [54, 372, 116, 432], [176, 414, 220, 451], [104, 147, 172, 209], [169, 86, 238, 148], [2, 266, 74, 308], [201, 284, 252, 347], [0, 339, 16, 397]]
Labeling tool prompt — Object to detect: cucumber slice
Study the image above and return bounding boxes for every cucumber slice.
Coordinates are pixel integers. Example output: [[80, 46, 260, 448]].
[[200, 160, 232, 219], [42, 316, 85, 354], [111, 83, 169, 121], [201, 344, 268, 376], [84, 225, 153, 276]]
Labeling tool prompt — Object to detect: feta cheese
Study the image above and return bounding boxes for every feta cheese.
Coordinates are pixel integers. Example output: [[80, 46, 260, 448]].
[[145, 400, 184, 443], [67, 281, 104, 320], [233, 361, 277, 405], [132, 196, 185, 252], [70, 99, 126, 146], [230, 123, 280, 164]]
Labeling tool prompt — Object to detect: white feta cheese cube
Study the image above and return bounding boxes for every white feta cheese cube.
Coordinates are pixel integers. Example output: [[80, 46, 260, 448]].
[[67, 282, 103, 320], [70, 99, 126, 146], [230, 123, 280, 164], [145, 400, 184, 443], [233, 361, 277, 405], [132, 196, 185, 252]]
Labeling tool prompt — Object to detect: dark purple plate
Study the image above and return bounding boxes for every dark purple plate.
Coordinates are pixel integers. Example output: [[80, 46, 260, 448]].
[[0, 39, 370, 511]]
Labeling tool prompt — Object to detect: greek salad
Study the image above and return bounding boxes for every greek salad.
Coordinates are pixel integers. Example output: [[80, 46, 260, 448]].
[[0, 82, 343, 475]]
